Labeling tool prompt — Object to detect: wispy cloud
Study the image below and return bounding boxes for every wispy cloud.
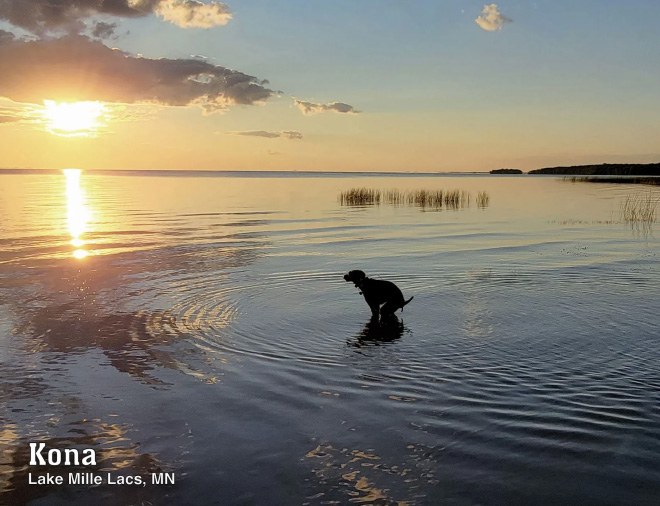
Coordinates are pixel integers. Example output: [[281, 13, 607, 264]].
[[0, 100, 44, 125], [0, 114, 19, 123], [281, 130, 303, 140], [475, 4, 512, 32], [0, 36, 273, 112], [228, 130, 303, 140], [294, 99, 359, 115], [0, 97, 160, 131]]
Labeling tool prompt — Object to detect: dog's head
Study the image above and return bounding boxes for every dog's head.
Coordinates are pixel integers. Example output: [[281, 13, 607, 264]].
[[344, 270, 367, 287]]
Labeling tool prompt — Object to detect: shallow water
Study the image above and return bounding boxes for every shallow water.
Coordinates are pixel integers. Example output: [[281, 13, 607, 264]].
[[1, 171, 659, 505]]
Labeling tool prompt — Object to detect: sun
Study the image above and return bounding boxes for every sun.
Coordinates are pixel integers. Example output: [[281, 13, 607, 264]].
[[43, 100, 106, 137]]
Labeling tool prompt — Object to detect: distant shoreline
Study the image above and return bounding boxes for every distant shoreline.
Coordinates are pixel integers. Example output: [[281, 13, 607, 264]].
[[0, 168, 490, 178], [2, 163, 660, 179], [529, 162, 660, 176], [490, 169, 522, 174], [568, 176, 660, 186]]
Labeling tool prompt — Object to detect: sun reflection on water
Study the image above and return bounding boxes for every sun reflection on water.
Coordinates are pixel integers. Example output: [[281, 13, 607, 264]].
[[64, 169, 91, 259]]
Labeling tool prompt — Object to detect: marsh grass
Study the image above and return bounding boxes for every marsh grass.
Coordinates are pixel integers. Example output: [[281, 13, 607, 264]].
[[384, 189, 406, 205], [621, 192, 659, 223], [406, 190, 445, 208], [339, 188, 486, 209], [548, 192, 657, 239], [339, 188, 381, 205]]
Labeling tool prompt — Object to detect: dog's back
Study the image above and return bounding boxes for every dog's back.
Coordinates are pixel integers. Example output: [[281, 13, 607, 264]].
[[361, 278, 405, 306]]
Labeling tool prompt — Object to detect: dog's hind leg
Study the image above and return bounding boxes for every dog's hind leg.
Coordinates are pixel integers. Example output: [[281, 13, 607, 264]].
[[379, 301, 397, 320]]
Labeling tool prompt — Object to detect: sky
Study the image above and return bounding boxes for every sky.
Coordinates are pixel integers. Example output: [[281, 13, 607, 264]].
[[0, 0, 659, 172]]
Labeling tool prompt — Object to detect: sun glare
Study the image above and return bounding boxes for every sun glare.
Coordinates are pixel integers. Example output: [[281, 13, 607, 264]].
[[64, 169, 91, 259], [44, 100, 105, 137]]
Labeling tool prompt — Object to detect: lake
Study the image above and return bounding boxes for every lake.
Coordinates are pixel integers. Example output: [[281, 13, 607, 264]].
[[1, 171, 659, 506]]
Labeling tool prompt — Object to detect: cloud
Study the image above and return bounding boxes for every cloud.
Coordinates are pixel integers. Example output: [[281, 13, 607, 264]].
[[91, 21, 119, 40], [0, 114, 19, 123], [294, 99, 358, 115], [0, 0, 231, 35], [234, 130, 280, 138], [0, 29, 17, 45], [155, 0, 232, 28], [0, 36, 273, 111], [0, 0, 153, 35], [0, 99, 43, 124], [281, 130, 303, 140], [475, 4, 512, 32], [1, 96, 161, 129], [229, 130, 303, 140]]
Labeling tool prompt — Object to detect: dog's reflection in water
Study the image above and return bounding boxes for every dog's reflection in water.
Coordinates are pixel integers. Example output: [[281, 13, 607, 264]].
[[347, 315, 406, 349]]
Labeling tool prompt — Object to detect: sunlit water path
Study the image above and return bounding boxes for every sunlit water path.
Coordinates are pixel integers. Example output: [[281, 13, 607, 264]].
[[1, 171, 659, 505]]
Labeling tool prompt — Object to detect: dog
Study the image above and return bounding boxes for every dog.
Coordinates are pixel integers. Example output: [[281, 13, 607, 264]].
[[344, 270, 413, 319]]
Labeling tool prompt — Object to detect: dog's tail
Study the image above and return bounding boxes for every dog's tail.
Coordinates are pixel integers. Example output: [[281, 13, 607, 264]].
[[401, 296, 414, 311]]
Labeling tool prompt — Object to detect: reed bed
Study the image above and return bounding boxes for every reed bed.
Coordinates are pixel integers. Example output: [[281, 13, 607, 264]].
[[384, 189, 407, 205], [338, 187, 381, 205], [406, 190, 446, 208], [621, 192, 659, 223], [339, 188, 487, 209], [445, 190, 470, 208]]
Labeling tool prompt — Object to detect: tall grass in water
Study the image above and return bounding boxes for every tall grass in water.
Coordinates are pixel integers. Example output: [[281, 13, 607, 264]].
[[384, 189, 406, 205], [401, 189, 471, 209], [406, 190, 445, 208], [444, 190, 470, 209], [339, 188, 381, 205], [477, 191, 490, 208], [621, 192, 659, 223], [339, 188, 487, 209]]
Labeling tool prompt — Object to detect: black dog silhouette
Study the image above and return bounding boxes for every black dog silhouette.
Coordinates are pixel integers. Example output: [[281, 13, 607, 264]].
[[344, 270, 413, 319]]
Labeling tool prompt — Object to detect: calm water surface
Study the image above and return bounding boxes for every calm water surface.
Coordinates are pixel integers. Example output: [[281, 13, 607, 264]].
[[1, 171, 659, 505]]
